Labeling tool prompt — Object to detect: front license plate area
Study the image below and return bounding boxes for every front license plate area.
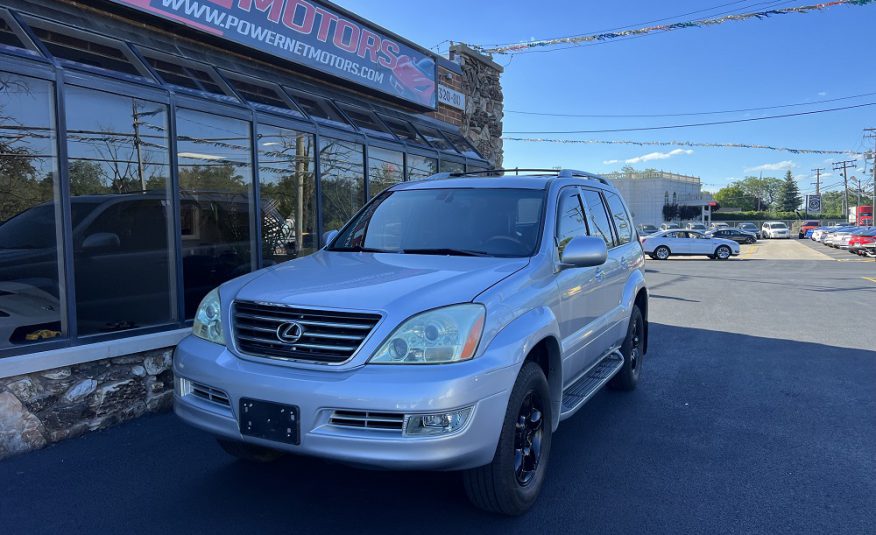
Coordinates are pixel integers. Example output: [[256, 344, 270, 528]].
[[239, 398, 299, 445]]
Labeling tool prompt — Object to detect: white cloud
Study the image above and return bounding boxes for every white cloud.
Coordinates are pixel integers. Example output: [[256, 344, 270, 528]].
[[820, 172, 834, 178], [818, 91, 828, 97], [624, 148, 693, 164], [745, 160, 796, 172], [603, 159, 620, 165]]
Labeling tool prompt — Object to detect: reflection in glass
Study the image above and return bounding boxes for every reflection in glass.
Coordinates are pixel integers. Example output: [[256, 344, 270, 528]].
[[65, 86, 174, 335], [176, 109, 253, 318], [368, 147, 403, 198], [257, 125, 316, 264], [319, 138, 364, 233], [439, 160, 465, 174], [0, 74, 62, 349], [407, 154, 437, 181]]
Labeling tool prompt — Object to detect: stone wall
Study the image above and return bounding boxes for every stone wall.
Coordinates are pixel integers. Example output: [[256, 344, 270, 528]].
[[451, 44, 504, 168], [0, 347, 175, 459]]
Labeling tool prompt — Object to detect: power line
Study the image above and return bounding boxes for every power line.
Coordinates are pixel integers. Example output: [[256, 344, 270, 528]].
[[503, 137, 856, 155], [503, 101, 876, 134], [505, 90, 876, 119]]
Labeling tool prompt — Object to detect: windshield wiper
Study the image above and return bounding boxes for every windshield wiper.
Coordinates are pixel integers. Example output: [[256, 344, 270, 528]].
[[402, 248, 492, 257], [329, 246, 398, 253]]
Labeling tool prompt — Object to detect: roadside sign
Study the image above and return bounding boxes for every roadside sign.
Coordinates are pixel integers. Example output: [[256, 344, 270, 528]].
[[806, 194, 822, 213]]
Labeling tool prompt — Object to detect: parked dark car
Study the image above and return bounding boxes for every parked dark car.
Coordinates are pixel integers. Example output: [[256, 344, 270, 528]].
[[708, 228, 757, 244]]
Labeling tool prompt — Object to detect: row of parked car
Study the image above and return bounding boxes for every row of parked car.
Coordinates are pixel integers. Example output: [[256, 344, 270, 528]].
[[635, 222, 756, 260], [808, 224, 876, 257]]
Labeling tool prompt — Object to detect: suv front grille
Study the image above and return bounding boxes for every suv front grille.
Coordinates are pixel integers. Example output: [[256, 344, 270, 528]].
[[233, 301, 381, 364], [329, 410, 405, 431]]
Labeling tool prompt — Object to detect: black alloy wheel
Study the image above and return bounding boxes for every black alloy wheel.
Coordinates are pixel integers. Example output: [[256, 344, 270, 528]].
[[514, 391, 545, 486]]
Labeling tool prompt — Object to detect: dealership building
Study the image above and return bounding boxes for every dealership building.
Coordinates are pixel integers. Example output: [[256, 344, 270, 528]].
[[0, 0, 504, 457], [602, 169, 708, 227]]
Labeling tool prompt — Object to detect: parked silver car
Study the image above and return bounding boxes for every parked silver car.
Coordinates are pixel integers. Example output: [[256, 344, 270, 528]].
[[761, 221, 790, 239], [172, 169, 649, 515]]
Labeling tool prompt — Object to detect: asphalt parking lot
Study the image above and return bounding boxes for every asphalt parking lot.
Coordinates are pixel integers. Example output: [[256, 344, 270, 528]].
[[2, 243, 874, 534]]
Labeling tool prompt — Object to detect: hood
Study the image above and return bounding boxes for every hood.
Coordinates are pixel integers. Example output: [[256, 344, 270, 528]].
[[235, 251, 529, 316]]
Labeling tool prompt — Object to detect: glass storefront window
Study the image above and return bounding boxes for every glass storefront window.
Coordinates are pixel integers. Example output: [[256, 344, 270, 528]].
[[407, 154, 437, 181], [319, 138, 364, 233], [368, 147, 404, 198], [176, 109, 253, 318], [439, 160, 465, 174], [65, 86, 174, 335], [0, 73, 62, 349], [257, 125, 316, 264]]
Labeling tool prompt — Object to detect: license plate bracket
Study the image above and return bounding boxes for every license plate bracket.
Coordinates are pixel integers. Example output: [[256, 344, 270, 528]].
[[239, 398, 300, 445]]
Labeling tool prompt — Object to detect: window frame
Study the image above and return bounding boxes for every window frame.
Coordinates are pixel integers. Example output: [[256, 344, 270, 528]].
[[602, 190, 635, 247], [580, 187, 620, 249]]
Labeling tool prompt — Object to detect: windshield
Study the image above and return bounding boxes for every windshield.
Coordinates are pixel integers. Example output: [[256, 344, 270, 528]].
[[770, 223, 788, 229], [0, 203, 98, 249], [329, 188, 545, 257]]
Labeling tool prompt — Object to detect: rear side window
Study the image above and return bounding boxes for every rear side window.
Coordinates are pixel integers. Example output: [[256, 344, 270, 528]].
[[604, 192, 633, 245], [580, 189, 616, 247], [555, 189, 586, 255]]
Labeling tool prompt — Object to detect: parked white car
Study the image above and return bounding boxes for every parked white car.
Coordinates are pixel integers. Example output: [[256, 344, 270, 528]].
[[761, 222, 790, 239], [642, 230, 740, 260]]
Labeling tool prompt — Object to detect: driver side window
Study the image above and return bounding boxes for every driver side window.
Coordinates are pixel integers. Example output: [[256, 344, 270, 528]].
[[556, 189, 587, 256]]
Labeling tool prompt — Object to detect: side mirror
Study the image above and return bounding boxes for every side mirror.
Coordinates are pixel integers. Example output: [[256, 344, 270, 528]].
[[322, 229, 339, 246], [561, 236, 608, 268], [82, 232, 120, 252]]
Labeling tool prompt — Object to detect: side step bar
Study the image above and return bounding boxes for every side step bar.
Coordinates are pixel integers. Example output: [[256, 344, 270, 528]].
[[559, 349, 625, 420]]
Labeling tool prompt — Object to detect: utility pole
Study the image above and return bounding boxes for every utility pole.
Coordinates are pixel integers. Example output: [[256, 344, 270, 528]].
[[833, 159, 856, 221], [865, 128, 876, 227], [810, 167, 823, 195], [132, 99, 145, 192]]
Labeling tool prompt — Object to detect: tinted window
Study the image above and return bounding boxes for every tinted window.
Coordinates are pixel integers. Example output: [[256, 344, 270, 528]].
[[331, 189, 544, 257], [0, 74, 63, 349], [320, 139, 364, 233], [285, 89, 350, 127], [379, 116, 430, 147], [580, 189, 615, 247], [337, 104, 393, 138], [604, 192, 633, 245], [225, 73, 304, 117], [368, 147, 403, 198], [65, 86, 173, 334], [556, 189, 586, 255], [140, 49, 231, 98], [176, 109, 253, 318], [25, 18, 145, 77], [0, 12, 27, 50], [258, 125, 316, 264], [415, 125, 456, 152], [407, 154, 437, 181], [439, 160, 465, 174]]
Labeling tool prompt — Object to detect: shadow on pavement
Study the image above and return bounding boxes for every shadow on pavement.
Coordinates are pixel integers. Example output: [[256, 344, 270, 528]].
[[1, 324, 873, 534]]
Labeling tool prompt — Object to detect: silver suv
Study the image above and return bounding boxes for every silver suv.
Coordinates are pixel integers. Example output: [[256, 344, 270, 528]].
[[173, 169, 649, 515]]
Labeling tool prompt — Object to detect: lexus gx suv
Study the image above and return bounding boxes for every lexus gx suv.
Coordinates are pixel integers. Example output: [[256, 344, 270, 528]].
[[173, 169, 649, 515]]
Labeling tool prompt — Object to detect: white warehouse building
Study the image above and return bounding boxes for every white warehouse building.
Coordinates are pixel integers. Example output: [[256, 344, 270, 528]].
[[602, 170, 708, 227]]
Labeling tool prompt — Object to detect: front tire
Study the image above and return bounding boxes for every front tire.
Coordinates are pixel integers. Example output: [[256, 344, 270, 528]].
[[715, 245, 732, 260], [463, 362, 552, 516], [610, 306, 644, 391], [216, 438, 284, 463]]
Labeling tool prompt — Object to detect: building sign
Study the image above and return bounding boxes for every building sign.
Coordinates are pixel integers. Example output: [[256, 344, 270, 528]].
[[806, 194, 822, 214], [437, 84, 465, 111], [110, 0, 437, 108]]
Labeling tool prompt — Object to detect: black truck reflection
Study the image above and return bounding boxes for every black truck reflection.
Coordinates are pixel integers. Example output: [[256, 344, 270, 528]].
[[0, 191, 303, 349]]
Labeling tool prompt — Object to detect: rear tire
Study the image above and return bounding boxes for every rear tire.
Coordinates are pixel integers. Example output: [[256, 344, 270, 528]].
[[610, 306, 644, 391], [217, 438, 284, 463], [654, 246, 670, 260], [463, 362, 552, 516]]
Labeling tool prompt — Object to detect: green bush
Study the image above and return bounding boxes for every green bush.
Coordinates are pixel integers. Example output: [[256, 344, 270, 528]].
[[712, 211, 843, 221]]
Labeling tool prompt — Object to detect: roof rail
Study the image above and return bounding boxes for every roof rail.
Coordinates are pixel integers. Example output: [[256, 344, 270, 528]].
[[422, 168, 611, 185]]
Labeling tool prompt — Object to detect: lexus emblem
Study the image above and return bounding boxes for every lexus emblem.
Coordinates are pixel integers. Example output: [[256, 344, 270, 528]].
[[276, 321, 304, 343]]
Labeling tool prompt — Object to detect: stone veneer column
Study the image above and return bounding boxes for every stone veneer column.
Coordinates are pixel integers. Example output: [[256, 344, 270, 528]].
[[450, 44, 504, 168]]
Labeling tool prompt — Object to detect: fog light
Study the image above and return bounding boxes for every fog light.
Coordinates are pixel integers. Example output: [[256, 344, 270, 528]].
[[404, 407, 473, 436]]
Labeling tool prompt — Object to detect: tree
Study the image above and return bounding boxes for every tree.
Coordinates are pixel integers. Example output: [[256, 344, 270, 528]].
[[777, 170, 802, 212], [738, 176, 783, 211], [714, 182, 756, 211]]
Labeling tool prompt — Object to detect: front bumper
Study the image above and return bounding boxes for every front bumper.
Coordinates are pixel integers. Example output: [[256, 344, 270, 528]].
[[173, 336, 517, 470]]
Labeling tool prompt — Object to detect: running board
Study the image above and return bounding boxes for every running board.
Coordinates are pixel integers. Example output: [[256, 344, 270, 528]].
[[560, 349, 624, 420]]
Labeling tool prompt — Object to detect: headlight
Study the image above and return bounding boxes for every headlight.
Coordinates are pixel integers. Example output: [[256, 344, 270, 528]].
[[193, 288, 224, 345], [370, 304, 485, 364]]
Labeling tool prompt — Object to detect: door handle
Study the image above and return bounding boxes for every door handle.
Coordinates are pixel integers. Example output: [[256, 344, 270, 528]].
[[595, 268, 605, 281]]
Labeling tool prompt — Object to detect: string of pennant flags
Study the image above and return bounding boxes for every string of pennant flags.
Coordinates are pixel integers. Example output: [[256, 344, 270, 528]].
[[502, 137, 864, 156], [478, 0, 875, 54]]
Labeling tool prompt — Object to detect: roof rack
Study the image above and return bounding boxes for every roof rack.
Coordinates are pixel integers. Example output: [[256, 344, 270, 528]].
[[425, 168, 610, 185]]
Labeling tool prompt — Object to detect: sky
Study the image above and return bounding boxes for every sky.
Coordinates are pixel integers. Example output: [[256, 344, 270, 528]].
[[337, 0, 876, 195]]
